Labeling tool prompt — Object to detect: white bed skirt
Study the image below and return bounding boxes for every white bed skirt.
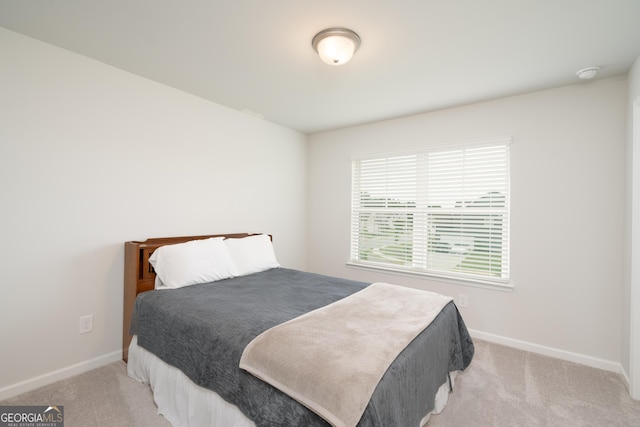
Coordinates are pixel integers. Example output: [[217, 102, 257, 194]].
[[127, 336, 456, 427]]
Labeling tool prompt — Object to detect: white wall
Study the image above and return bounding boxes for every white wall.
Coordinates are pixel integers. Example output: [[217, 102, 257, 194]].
[[308, 77, 627, 368], [0, 28, 308, 396]]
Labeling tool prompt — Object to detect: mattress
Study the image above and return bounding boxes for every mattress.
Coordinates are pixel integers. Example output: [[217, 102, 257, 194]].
[[128, 268, 474, 426]]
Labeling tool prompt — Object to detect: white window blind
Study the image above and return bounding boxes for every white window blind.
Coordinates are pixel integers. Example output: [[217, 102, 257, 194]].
[[350, 138, 510, 285]]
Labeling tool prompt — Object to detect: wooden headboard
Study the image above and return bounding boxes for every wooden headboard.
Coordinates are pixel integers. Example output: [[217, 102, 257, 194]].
[[122, 233, 262, 361]]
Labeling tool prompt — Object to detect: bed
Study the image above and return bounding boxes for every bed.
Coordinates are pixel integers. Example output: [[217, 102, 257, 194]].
[[123, 233, 474, 427]]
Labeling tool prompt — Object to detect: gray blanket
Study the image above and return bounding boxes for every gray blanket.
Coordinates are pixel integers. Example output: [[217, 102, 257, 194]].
[[130, 268, 474, 426]]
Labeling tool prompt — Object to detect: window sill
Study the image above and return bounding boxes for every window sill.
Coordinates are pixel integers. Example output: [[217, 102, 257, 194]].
[[346, 261, 514, 292]]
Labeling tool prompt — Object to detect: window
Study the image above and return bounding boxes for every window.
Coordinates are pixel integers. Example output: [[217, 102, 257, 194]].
[[350, 137, 510, 286]]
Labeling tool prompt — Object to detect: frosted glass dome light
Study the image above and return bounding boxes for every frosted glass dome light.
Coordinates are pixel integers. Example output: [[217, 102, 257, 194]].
[[312, 28, 361, 66]]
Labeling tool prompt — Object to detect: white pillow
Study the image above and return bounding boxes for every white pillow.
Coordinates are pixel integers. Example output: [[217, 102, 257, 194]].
[[225, 234, 279, 277], [149, 237, 236, 289]]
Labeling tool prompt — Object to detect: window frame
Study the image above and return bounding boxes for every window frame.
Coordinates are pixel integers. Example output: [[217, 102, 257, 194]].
[[349, 137, 512, 289]]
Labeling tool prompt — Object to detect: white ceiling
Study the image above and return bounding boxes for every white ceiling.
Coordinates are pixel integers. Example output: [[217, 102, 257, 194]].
[[1, 0, 639, 134]]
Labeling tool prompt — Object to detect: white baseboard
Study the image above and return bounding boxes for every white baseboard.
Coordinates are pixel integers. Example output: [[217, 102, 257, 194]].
[[469, 329, 625, 377], [0, 350, 122, 401]]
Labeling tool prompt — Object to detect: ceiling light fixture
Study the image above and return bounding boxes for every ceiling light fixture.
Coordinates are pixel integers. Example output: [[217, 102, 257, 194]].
[[576, 66, 599, 80], [312, 28, 361, 66]]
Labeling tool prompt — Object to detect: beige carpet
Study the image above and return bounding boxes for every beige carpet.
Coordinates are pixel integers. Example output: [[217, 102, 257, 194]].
[[2, 340, 639, 426], [427, 340, 640, 426], [0, 360, 170, 427]]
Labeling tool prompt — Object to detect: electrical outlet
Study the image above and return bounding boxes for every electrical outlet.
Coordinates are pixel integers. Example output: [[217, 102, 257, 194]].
[[458, 294, 469, 308], [79, 315, 93, 334]]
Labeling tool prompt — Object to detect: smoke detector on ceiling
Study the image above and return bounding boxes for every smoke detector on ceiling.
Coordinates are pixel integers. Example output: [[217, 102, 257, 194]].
[[576, 67, 599, 80]]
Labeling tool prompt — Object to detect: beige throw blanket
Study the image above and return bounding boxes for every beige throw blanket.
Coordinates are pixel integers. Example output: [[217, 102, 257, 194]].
[[239, 282, 453, 427]]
